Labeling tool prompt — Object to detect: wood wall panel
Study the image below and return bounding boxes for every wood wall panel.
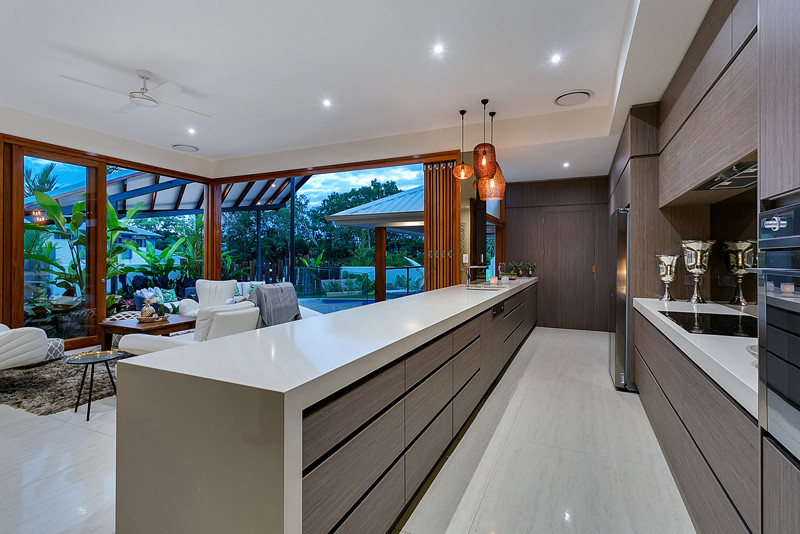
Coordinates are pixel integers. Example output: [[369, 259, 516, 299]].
[[760, 0, 800, 199], [506, 178, 608, 331]]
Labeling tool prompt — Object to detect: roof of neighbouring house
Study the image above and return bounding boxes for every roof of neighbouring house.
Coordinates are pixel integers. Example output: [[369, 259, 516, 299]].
[[324, 187, 424, 234]]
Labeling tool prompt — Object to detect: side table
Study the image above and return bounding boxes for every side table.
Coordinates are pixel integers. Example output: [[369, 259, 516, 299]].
[[64, 350, 131, 420]]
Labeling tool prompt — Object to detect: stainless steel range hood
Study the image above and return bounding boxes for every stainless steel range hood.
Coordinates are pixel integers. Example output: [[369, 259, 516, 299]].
[[697, 161, 758, 191]]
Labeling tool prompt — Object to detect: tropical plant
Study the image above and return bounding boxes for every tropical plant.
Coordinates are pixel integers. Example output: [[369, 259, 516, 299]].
[[300, 250, 325, 295], [24, 192, 144, 322], [124, 238, 186, 289], [221, 250, 248, 280], [23, 163, 58, 197], [179, 214, 204, 279]]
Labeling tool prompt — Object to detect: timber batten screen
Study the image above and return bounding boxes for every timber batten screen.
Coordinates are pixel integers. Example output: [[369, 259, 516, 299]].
[[423, 161, 459, 290]]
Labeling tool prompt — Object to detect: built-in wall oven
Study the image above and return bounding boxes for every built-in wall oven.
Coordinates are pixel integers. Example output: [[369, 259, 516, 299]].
[[757, 202, 800, 460]]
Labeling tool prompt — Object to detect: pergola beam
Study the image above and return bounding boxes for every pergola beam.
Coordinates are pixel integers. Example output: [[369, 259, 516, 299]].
[[107, 178, 189, 203], [233, 181, 255, 207], [151, 175, 160, 210], [174, 183, 187, 210]]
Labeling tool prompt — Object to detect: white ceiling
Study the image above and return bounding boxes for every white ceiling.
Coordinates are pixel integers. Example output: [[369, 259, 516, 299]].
[[0, 0, 711, 181]]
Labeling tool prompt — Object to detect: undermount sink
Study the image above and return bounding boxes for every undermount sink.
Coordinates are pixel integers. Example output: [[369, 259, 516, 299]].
[[466, 283, 506, 290]]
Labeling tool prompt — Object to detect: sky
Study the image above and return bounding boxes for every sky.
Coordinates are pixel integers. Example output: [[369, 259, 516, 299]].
[[23, 157, 424, 207], [301, 164, 423, 206]]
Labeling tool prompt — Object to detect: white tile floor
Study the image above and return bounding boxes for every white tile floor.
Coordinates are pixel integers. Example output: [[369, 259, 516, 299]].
[[395, 327, 695, 534], [0, 327, 694, 533]]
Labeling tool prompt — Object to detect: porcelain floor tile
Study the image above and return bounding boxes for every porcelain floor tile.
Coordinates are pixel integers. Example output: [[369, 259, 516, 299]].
[[399, 327, 693, 534]]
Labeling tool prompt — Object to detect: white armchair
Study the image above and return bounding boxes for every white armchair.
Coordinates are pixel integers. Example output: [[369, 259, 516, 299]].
[[178, 279, 238, 317], [119, 301, 260, 355], [0, 324, 49, 371]]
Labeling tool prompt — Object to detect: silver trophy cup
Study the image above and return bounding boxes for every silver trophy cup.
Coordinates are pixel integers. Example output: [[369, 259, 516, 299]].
[[655, 254, 679, 301], [723, 241, 756, 305], [681, 240, 714, 304]]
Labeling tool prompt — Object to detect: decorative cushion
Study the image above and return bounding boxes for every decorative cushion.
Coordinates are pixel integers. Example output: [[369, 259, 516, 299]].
[[161, 289, 178, 302], [45, 338, 65, 361], [234, 286, 241, 296]]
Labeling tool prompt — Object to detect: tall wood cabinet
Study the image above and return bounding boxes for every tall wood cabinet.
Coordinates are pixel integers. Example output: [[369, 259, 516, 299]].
[[760, 0, 800, 199]]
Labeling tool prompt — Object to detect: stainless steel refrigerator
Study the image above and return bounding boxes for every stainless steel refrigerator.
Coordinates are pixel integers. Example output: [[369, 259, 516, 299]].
[[609, 208, 634, 391]]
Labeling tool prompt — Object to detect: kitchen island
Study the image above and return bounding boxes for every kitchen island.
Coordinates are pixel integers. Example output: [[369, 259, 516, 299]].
[[116, 278, 538, 534]]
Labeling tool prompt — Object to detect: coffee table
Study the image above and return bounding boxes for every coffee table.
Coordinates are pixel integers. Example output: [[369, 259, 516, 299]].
[[99, 314, 197, 350], [64, 350, 131, 421]]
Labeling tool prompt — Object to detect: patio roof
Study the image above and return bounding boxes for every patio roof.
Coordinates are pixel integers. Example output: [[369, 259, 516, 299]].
[[23, 171, 312, 218], [325, 186, 424, 234]]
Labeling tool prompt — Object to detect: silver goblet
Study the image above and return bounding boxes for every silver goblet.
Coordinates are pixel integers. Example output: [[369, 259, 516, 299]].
[[655, 254, 679, 301], [681, 240, 714, 304], [723, 241, 756, 305]]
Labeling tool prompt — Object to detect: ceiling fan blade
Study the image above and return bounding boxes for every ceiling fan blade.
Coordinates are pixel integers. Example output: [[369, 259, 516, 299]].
[[59, 74, 128, 96], [146, 81, 182, 100], [161, 101, 212, 118], [114, 102, 139, 114]]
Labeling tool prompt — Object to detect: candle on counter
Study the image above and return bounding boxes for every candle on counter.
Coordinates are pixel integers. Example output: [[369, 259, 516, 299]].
[[781, 282, 795, 294], [489, 276, 498, 285]]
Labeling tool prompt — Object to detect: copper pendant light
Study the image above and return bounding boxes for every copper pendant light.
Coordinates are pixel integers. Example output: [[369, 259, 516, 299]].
[[478, 111, 506, 201], [453, 109, 474, 180], [473, 98, 496, 180]]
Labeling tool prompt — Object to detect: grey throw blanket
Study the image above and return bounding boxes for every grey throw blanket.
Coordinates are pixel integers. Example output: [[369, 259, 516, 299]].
[[247, 283, 302, 328]]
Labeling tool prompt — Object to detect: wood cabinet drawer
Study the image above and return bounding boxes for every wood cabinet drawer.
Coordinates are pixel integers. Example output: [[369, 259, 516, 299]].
[[763, 436, 800, 534], [452, 313, 481, 354], [681, 359, 759, 532], [405, 334, 453, 389], [634, 351, 748, 534], [633, 311, 691, 414], [334, 458, 405, 534], [405, 362, 452, 446], [503, 317, 528, 362], [303, 361, 405, 469], [303, 402, 404, 534], [453, 369, 484, 433], [405, 404, 453, 500], [634, 349, 685, 469], [452, 337, 481, 393]]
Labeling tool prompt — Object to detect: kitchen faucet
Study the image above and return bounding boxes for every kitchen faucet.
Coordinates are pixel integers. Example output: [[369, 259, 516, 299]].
[[465, 265, 486, 287]]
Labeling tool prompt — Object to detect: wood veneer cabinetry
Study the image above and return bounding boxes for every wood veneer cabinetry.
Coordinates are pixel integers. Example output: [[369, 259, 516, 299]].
[[762, 436, 800, 534], [634, 311, 758, 532], [302, 285, 537, 534], [760, 0, 800, 200], [659, 35, 757, 207]]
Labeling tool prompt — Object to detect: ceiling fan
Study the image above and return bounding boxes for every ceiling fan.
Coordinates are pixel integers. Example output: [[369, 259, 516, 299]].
[[60, 69, 210, 117]]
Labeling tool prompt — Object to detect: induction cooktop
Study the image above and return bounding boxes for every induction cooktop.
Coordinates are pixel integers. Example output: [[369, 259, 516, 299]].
[[658, 311, 758, 337]]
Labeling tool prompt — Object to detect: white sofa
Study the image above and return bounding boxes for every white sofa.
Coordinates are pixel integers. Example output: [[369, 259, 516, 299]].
[[120, 301, 260, 355], [178, 279, 238, 317], [0, 324, 49, 371]]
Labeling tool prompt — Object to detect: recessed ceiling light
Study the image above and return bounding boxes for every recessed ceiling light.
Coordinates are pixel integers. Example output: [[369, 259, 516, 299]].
[[433, 43, 444, 55], [171, 144, 199, 152], [551, 54, 561, 64], [187, 128, 196, 135], [322, 99, 331, 107], [271, 183, 276, 188], [563, 162, 570, 168]]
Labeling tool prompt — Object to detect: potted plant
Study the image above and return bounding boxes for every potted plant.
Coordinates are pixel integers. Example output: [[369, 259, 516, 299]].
[[524, 262, 536, 277]]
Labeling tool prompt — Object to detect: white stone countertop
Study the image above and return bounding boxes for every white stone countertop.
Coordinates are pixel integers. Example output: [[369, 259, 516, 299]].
[[633, 298, 758, 418], [120, 278, 538, 409]]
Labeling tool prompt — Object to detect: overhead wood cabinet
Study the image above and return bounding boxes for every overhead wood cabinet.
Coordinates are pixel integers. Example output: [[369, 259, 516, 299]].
[[760, 0, 800, 200]]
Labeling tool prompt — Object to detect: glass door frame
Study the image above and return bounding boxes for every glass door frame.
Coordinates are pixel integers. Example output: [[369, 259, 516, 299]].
[[4, 145, 107, 350]]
